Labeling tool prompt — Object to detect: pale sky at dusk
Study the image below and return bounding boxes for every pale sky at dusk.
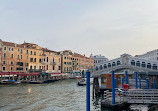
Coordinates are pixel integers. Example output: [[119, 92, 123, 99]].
[[0, 0, 158, 59]]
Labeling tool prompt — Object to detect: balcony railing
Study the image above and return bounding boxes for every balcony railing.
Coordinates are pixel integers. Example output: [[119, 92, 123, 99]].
[[50, 62, 56, 65]]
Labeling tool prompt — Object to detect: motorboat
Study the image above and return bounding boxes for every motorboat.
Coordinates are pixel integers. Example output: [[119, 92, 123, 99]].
[[77, 78, 93, 86]]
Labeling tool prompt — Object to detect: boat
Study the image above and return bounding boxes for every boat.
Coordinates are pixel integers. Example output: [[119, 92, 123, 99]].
[[29, 80, 44, 84], [0, 80, 21, 84], [77, 78, 93, 86], [14, 81, 21, 84]]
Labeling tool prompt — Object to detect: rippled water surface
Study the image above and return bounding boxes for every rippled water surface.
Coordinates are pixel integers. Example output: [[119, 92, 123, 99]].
[[0, 79, 149, 111]]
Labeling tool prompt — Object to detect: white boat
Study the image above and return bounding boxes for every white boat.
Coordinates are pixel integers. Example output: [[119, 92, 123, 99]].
[[77, 78, 93, 86]]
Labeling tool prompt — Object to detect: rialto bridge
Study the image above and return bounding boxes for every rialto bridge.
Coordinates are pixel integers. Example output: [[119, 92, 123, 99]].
[[92, 54, 158, 76]]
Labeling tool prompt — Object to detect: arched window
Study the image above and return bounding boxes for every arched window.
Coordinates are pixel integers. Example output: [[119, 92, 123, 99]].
[[136, 61, 140, 67], [104, 64, 107, 69], [147, 63, 151, 69], [100, 65, 103, 70], [131, 60, 135, 66], [30, 66, 32, 69], [47, 57, 49, 62], [108, 63, 111, 68], [30, 51, 33, 55], [96, 67, 98, 71], [117, 61, 121, 65], [34, 58, 36, 62], [141, 62, 146, 68], [153, 64, 157, 70], [47, 65, 48, 70], [112, 62, 116, 66]]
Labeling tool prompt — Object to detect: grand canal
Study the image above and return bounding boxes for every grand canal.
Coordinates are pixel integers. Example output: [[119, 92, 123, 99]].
[[0, 79, 148, 111]]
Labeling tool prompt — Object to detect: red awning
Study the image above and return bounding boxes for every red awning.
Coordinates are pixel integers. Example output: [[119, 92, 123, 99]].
[[0, 72, 40, 76], [17, 72, 40, 76]]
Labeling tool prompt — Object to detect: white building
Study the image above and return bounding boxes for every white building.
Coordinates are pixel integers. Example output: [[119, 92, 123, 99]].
[[91, 54, 108, 65], [135, 49, 158, 61]]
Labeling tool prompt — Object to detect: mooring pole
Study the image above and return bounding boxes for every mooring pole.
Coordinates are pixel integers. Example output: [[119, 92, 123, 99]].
[[86, 70, 90, 111], [112, 71, 115, 105], [146, 78, 149, 89], [121, 77, 124, 88], [139, 76, 141, 89], [125, 71, 128, 84], [114, 78, 116, 95], [153, 77, 156, 89], [135, 72, 138, 89]]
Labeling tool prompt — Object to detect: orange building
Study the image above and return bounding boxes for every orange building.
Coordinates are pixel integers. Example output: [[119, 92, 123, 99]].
[[0, 39, 94, 74], [1, 40, 29, 72], [72, 53, 94, 72]]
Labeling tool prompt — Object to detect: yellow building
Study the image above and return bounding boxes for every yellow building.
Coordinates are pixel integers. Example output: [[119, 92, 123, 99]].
[[60, 50, 73, 73], [43, 48, 61, 73]]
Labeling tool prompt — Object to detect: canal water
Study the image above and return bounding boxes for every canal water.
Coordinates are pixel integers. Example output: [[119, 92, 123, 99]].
[[0, 79, 149, 111]]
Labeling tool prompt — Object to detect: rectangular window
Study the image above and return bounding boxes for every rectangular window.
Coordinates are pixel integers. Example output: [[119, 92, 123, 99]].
[[12, 48, 14, 51], [9, 47, 10, 51], [34, 58, 36, 62], [27, 56, 28, 60], [11, 54, 13, 59], [4, 47, 6, 50], [39, 59, 42, 62], [30, 58, 33, 62], [17, 62, 23, 66], [21, 49, 23, 53], [3, 61, 6, 65], [26, 63, 29, 67], [11, 61, 13, 65], [26, 50, 28, 54], [11, 67, 13, 71], [34, 51, 36, 55], [18, 55, 20, 59], [4, 53, 6, 58], [21, 55, 22, 59], [3, 67, 5, 71]]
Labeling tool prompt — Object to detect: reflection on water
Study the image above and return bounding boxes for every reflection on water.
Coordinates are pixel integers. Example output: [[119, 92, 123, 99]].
[[0, 79, 150, 111]]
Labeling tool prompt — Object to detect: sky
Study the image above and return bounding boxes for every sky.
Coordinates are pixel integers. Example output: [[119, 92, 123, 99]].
[[0, 0, 158, 59]]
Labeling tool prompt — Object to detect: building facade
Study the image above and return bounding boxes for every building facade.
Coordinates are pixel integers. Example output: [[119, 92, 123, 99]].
[[135, 49, 158, 61], [43, 49, 61, 73], [91, 54, 108, 66], [73, 53, 94, 72], [0, 40, 94, 74], [1, 41, 29, 72], [60, 50, 73, 73]]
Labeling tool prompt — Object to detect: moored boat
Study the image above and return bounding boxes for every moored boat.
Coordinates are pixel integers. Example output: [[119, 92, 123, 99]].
[[29, 80, 44, 84]]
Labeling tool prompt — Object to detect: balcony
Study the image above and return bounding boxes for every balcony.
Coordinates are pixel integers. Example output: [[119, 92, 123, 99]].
[[41, 61, 46, 64], [50, 62, 56, 65], [39, 54, 46, 56]]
